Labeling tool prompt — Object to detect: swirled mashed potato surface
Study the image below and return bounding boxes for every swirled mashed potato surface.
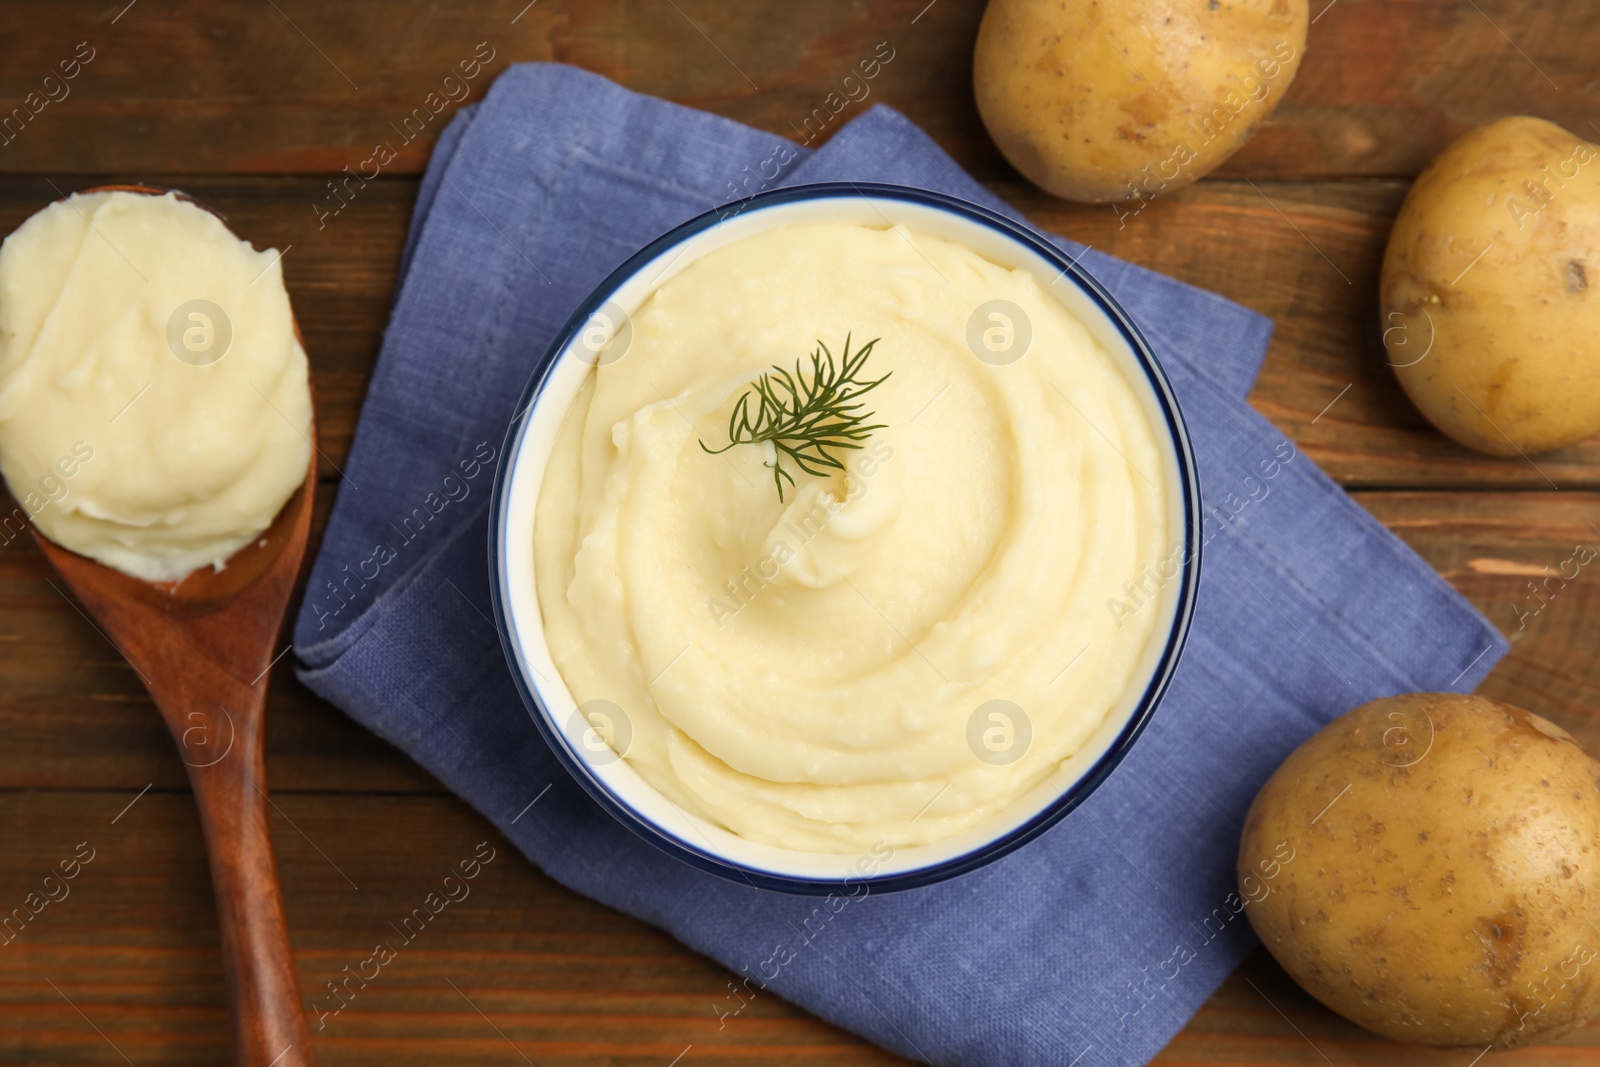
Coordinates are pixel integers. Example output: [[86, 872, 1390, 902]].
[[0, 191, 311, 582], [534, 221, 1167, 852]]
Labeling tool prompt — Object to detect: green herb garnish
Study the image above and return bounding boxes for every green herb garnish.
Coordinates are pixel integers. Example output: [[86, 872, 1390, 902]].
[[700, 334, 890, 502]]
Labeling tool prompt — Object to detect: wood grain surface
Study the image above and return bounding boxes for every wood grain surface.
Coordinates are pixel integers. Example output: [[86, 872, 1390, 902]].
[[1, 1, 1597, 1064]]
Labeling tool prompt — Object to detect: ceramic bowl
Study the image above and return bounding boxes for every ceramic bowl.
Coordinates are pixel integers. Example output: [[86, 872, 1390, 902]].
[[489, 182, 1201, 894]]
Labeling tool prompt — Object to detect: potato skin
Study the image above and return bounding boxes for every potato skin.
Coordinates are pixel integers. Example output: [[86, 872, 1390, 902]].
[[973, 0, 1307, 203], [1239, 693, 1600, 1049], [1381, 117, 1600, 455]]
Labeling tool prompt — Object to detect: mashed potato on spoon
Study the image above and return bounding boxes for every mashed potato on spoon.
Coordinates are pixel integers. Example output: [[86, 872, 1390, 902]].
[[0, 190, 312, 582]]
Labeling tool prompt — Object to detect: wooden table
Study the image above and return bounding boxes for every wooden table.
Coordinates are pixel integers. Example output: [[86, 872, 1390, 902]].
[[1, 1, 1596, 1063]]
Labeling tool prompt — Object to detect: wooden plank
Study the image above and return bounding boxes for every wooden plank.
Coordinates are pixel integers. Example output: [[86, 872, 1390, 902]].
[[0, 1, 1591, 180], [1, 175, 1592, 490], [1363, 491, 1600, 752], [1, 786, 1594, 1065]]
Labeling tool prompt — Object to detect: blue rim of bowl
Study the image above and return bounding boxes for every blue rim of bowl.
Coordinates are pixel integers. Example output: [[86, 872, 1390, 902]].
[[488, 181, 1202, 896]]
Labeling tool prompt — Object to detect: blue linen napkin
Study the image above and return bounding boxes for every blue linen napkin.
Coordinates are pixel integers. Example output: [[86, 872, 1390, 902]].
[[294, 63, 1507, 1066]]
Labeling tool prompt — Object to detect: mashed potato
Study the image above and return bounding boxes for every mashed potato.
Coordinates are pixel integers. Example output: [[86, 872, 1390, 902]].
[[0, 190, 312, 581], [534, 220, 1167, 852]]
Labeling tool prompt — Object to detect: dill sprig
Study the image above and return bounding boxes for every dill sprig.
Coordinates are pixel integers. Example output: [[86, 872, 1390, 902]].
[[700, 334, 891, 502]]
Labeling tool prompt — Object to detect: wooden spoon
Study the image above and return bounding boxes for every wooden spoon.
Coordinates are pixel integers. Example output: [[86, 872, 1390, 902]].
[[30, 183, 316, 1065]]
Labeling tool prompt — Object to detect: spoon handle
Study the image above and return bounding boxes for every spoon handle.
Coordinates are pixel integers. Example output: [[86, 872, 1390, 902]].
[[151, 664, 315, 1066]]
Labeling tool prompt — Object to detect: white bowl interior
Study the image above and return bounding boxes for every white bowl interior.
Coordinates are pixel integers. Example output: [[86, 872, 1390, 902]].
[[497, 193, 1190, 884]]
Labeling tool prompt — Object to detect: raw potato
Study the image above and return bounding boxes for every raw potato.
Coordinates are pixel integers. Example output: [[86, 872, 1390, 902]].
[[1381, 117, 1600, 455], [973, 0, 1307, 203], [1239, 693, 1600, 1049]]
